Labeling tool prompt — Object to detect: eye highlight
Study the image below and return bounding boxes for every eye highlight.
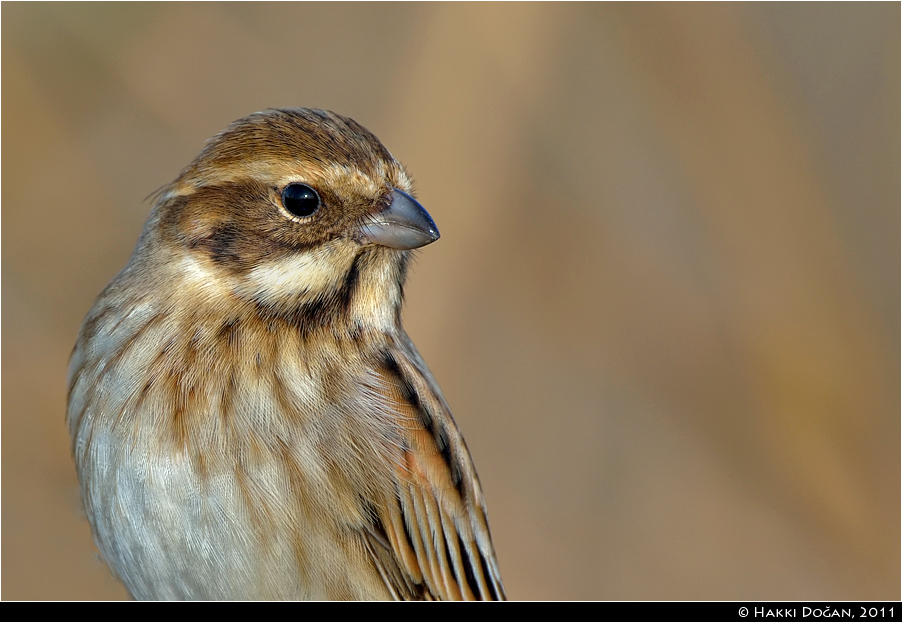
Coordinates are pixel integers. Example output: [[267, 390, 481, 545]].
[[281, 183, 321, 219]]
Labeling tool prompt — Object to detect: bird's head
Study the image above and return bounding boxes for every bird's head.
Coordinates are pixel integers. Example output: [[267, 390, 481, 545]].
[[140, 108, 439, 335]]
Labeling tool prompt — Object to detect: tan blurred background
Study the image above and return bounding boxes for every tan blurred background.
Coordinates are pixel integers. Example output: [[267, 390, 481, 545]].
[[2, 2, 898, 600]]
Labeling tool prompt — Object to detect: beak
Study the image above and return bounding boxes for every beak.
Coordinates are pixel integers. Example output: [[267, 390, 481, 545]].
[[359, 188, 440, 250]]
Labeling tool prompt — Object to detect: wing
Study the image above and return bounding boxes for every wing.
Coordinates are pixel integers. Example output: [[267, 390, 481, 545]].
[[360, 337, 506, 601]]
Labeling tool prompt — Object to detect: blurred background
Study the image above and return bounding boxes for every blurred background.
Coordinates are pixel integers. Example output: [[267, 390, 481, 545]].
[[2, 3, 898, 600]]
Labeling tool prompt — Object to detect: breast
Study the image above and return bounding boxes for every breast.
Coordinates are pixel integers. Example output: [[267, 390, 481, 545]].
[[69, 299, 403, 599]]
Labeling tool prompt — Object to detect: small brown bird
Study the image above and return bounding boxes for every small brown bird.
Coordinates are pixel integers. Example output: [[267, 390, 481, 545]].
[[67, 109, 505, 600]]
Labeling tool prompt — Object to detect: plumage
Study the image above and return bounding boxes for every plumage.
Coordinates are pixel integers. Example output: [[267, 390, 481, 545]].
[[67, 108, 505, 600]]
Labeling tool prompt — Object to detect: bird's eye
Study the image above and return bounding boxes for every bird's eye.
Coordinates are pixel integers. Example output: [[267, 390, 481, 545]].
[[281, 183, 321, 218]]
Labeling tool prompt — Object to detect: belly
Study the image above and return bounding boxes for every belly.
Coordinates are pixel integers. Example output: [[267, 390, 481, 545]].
[[79, 432, 391, 600]]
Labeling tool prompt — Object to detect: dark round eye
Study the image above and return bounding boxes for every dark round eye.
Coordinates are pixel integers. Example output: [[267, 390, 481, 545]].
[[281, 183, 321, 218]]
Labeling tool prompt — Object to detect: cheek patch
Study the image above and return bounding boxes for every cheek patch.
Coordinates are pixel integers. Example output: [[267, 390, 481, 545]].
[[236, 241, 357, 306]]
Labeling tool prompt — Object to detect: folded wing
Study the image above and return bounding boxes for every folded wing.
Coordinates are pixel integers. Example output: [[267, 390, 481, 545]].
[[361, 341, 505, 601]]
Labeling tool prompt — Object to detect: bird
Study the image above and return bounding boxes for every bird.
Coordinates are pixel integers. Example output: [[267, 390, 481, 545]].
[[66, 108, 505, 600]]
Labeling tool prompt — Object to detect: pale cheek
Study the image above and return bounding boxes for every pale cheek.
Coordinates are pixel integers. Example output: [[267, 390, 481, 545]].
[[236, 243, 356, 305]]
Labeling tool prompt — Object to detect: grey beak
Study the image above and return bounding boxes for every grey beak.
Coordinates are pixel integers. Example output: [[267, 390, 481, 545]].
[[359, 188, 440, 250]]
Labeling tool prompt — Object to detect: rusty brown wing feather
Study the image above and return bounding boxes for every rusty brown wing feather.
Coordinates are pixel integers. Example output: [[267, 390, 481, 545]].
[[360, 336, 505, 601]]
